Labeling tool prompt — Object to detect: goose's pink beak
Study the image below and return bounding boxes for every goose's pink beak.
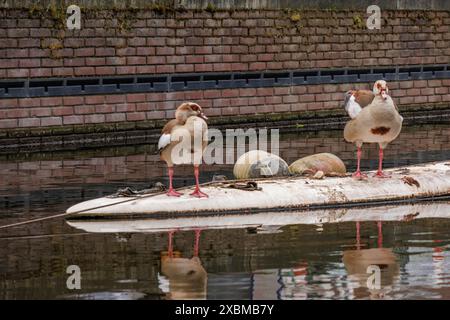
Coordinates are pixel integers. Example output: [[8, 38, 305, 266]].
[[380, 89, 387, 100], [200, 112, 208, 120]]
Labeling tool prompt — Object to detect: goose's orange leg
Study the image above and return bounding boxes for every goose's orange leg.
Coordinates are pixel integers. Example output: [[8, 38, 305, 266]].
[[190, 166, 208, 198], [166, 167, 182, 197], [374, 147, 391, 178], [352, 147, 367, 179]]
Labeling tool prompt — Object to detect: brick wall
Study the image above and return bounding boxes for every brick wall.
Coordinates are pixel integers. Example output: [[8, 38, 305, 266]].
[[1, 8, 450, 132]]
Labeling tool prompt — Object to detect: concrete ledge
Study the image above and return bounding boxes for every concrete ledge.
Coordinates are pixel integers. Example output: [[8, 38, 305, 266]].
[[2, 0, 450, 10]]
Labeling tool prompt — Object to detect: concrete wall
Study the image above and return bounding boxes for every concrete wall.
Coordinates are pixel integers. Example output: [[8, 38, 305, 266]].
[[2, 0, 450, 10]]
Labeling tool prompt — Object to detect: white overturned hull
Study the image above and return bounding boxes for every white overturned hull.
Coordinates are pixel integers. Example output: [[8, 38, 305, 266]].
[[66, 161, 450, 219], [67, 202, 450, 234]]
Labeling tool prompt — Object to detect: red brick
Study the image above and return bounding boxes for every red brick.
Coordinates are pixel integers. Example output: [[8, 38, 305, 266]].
[[0, 119, 18, 128], [147, 56, 165, 65], [186, 56, 204, 64], [95, 104, 114, 113], [116, 103, 135, 112], [156, 65, 174, 73], [106, 95, 126, 104], [7, 68, 29, 77], [105, 113, 126, 122], [74, 105, 95, 114], [86, 57, 106, 66], [126, 112, 146, 121], [194, 64, 213, 72], [230, 97, 249, 106], [30, 108, 51, 117], [41, 117, 62, 126], [52, 107, 74, 116], [420, 88, 435, 95], [18, 118, 40, 127], [74, 48, 95, 57], [184, 91, 203, 100], [156, 47, 175, 55], [248, 97, 266, 105], [204, 90, 221, 99], [176, 64, 194, 73], [239, 88, 257, 97], [127, 56, 146, 65], [6, 108, 29, 118], [127, 93, 147, 103], [95, 66, 116, 75], [146, 111, 166, 119], [239, 105, 257, 114], [84, 114, 105, 123], [19, 98, 40, 108], [283, 95, 300, 103], [40, 97, 62, 107], [265, 96, 282, 104], [0, 99, 18, 108], [85, 96, 105, 105], [222, 89, 240, 98], [63, 96, 84, 106], [63, 115, 84, 125], [95, 47, 115, 56], [116, 66, 136, 74], [74, 67, 95, 76]]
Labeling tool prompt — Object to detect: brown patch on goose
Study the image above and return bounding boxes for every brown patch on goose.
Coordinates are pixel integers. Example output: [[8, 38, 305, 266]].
[[371, 126, 390, 135]]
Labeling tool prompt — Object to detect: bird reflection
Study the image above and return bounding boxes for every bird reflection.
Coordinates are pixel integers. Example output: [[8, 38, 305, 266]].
[[432, 239, 445, 286], [159, 229, 207, 300], [342, 221, 399, 299]]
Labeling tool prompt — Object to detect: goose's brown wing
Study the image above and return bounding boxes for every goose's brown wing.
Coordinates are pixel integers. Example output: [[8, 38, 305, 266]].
[[161, 119, 178, 134], [353, 90, 375, 108]]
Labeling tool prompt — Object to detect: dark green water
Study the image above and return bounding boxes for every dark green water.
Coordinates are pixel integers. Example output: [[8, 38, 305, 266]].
[[0, 124, 449, 299]]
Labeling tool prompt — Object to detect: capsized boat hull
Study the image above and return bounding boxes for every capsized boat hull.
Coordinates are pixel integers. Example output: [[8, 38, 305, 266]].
[[66, 161, 450, 219]]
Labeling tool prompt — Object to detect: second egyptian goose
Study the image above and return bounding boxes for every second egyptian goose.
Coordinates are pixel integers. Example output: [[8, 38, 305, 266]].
[[158, 102, 209, 197], [344, 80, 403, 179]]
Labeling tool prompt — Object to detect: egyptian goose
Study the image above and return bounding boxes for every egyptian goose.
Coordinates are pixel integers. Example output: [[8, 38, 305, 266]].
[[344, 80, 403, 179], [343, 84, 401, 118], [158, 102, 209, 197]]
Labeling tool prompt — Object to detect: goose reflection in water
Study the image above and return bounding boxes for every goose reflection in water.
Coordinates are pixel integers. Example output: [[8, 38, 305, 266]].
[[158, 229, 207, 300], [342, 221, 399, 299]]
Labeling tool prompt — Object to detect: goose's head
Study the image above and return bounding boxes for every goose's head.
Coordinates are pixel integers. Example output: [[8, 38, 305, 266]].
[[175, 102, 208, 123], [373, 80, 389, 100]]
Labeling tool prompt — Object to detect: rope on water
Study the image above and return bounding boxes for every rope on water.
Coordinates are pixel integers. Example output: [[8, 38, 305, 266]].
[[0, 181, 170, 230]]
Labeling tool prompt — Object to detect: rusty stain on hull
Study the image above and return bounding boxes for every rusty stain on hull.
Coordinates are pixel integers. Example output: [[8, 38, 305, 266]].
[[402, 176, 420, 188]]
